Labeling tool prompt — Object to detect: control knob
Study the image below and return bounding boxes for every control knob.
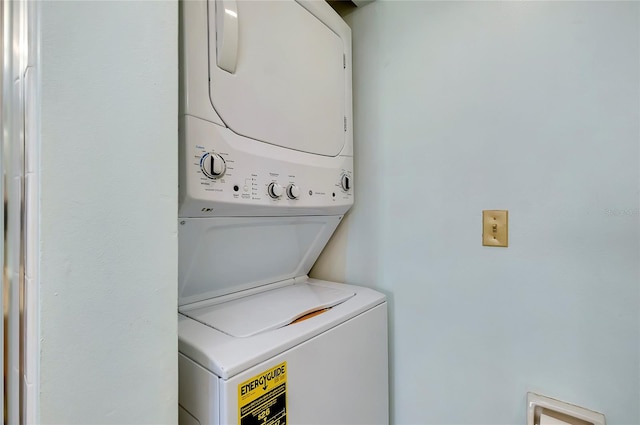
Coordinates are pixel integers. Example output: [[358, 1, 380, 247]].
[[268, 182, 284, 199], [341, 174, 352, 191], [200, 152, 226, 179], [286, 184, 300, 199]]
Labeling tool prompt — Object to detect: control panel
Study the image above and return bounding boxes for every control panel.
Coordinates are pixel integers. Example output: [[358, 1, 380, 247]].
[[179, 116, 353, 217]]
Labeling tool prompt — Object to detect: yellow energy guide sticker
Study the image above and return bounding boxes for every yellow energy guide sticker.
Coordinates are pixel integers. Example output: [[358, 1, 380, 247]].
[[238, 362, 287, 425]]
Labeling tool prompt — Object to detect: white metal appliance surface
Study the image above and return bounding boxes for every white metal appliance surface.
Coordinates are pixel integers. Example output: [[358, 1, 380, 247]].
[[179, 279, 388, 425], [179, 0, 354, 218], [178, 0, 388, 424]]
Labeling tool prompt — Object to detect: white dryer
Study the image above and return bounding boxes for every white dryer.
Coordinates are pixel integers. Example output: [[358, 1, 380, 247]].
[[178, 1, 389, 424]]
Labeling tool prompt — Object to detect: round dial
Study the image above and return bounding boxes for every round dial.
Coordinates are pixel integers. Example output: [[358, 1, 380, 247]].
[[341, 174, 352, 191], [286, 184, 300, 199], [200, 152, 226, 179], [268, 182, 284, 199]]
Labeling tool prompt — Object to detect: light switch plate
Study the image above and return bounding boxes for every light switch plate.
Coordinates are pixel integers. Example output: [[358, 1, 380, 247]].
[[483, 210, 508, 247]]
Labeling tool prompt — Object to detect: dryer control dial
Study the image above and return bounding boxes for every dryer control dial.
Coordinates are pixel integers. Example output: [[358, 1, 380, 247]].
[[200, 152, 226, 179], [286, 184, 300, 199], [341, 174, 352, 191], [268, 182, 284, 199]]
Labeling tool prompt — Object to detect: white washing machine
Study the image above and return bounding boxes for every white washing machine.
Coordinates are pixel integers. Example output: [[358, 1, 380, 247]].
[[178, 1, 389, 424]]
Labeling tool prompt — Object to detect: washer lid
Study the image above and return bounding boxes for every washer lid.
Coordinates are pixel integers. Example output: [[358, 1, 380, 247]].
[[178, 278, 387, 379], [182, 283, 355, 337], [208, 0, 347, 156], [178, 216, 342, 306]]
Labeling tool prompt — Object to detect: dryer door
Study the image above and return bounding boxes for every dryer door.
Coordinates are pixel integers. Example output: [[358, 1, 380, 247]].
[[208, 0, 346, 157]]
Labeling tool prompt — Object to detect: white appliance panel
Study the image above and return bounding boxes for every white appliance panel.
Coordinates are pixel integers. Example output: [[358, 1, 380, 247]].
[[182, 283, 355, 337], [179, 116, 353, 218], [208, 0, 345, 157], [180, 0, 225, 126], [179, 353, 220, 425], [178, 217, 342, 306], [218, 303, 389, 425], [178, 279, 386, 380]]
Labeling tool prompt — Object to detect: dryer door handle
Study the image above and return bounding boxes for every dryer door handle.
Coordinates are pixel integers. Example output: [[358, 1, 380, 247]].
[[215, 0, 239, 73]]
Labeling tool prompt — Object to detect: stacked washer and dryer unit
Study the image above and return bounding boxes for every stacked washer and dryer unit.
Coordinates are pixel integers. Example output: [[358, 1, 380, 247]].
[[178, 1, 389, 424]]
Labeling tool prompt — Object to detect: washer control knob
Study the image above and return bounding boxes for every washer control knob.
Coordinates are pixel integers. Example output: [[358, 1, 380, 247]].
[[286, 184, 300, 199], [201, 152, 226, 179], [341, 174, 352, 191], [268, 182, 284, 199]]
